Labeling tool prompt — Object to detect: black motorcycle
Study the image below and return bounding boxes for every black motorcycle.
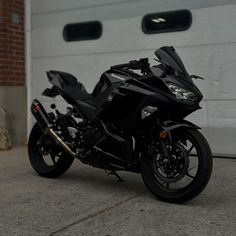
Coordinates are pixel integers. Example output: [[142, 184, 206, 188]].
[[28, 46, 212, 203]]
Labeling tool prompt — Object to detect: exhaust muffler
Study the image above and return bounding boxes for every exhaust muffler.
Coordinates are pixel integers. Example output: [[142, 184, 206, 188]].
[[31, 99, 79, 158], [31, 99, 52, 131]]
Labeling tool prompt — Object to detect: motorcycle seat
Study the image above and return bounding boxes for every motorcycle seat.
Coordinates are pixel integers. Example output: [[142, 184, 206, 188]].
[[49, 70, 93, 101]]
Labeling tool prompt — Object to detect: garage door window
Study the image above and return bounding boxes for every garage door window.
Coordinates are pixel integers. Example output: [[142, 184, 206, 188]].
[[142, 9, 192, 34], [63, 21, 102, 42]]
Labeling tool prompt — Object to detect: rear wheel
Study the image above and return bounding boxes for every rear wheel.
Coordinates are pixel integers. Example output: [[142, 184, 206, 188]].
[[28, 123, 74, 178], [141, 128, 213, 203]]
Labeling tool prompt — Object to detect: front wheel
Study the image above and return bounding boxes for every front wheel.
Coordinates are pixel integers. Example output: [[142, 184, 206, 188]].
[[141, 128, 213, 203]]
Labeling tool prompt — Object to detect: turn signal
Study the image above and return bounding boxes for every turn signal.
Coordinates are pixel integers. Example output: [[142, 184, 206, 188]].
[[159, 130, 168, 139]]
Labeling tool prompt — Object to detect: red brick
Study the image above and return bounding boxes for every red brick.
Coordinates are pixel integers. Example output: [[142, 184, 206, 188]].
[[0, 0, 25, 86]]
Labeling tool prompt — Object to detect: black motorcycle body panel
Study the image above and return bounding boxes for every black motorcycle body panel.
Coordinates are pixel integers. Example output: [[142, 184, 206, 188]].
[[35, 46, 204, 171]]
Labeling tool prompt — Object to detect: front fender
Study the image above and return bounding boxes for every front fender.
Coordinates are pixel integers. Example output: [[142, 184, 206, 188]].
[[161, 120, 200, 132]]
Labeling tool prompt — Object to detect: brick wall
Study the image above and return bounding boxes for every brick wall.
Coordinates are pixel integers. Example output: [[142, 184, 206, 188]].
[[0, 0, 25, 86]]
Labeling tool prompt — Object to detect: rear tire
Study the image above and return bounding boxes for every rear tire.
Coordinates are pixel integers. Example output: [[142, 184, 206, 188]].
[[28, 123, 74, 178], [141, 128, 213, 203]]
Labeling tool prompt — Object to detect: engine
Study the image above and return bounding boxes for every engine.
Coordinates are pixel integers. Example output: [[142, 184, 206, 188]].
[[54, 114, 103, 158], [75, 121, 103, 157]]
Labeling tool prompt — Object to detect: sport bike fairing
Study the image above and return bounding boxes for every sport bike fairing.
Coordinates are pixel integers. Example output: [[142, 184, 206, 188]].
[[29, 46, 213, 203], [38, 46, 204, 165], [44, 48, 203, 133]]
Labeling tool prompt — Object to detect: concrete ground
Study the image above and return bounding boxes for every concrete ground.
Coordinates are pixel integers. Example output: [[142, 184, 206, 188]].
[[0, 147, 235, 236]]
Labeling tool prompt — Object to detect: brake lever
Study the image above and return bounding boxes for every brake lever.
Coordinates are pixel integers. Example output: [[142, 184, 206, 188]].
[[191, 74, 205, 80]]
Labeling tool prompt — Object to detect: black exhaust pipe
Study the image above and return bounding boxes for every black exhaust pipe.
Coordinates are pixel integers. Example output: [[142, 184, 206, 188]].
[[31, 99, 79, 158], [31, 99, 52, 131]]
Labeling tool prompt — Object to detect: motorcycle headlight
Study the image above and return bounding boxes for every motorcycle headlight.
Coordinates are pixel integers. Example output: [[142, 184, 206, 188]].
[[167, 83, 196, 102], [141, 106, 158, 119]]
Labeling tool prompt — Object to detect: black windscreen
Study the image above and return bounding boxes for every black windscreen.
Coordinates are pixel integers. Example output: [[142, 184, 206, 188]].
[[142, 9, 192, 34], [63, 21, 102, 42]]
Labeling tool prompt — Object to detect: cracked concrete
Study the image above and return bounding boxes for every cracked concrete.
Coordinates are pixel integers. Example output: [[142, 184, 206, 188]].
[[0, 146, 236, 236], [49, 193, 143, 236]]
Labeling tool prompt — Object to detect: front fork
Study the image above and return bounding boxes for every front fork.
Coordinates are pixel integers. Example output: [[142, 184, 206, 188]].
[[159, 131, 173, 164], [146, 129, 172, 159]]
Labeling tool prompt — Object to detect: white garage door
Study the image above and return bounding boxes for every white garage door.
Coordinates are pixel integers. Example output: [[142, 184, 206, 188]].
[[29, 0, 236, 156]]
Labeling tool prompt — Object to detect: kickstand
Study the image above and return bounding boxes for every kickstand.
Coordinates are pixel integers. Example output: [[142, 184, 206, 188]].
[[105, 169, 124, 182]]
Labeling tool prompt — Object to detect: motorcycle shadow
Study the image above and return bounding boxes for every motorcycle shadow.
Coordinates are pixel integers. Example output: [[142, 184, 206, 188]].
[[58, 165, 147, 196]]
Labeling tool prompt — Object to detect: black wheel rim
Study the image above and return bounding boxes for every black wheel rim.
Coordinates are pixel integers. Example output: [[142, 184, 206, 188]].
[[33, 134, 63, 170], [151, 131, 201, 193]]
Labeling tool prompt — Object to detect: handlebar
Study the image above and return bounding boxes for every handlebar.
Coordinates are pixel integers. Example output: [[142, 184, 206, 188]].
[[110, 60, 140, 70], [110, 58, 151, 75], [110, 63, 131, 70]]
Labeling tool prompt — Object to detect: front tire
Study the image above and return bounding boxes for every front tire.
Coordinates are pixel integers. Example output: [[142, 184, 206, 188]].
[[28, 123, 74, 178], [141, 128, 213, 203]]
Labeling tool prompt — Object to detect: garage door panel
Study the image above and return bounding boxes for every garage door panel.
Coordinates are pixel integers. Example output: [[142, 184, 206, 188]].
[[206, 100, 236, 128], [32, 5, 236, 58]]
